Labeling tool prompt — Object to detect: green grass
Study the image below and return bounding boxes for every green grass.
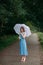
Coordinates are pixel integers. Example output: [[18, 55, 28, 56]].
[[37, 32, 43, 48], [0, 35, 18, 51]]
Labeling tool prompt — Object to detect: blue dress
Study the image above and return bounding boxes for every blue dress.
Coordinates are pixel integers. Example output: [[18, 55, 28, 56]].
[[19, 34, 28, 56]]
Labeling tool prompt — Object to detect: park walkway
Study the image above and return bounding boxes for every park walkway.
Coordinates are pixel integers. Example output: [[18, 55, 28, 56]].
[[0, 33, 43, 65]]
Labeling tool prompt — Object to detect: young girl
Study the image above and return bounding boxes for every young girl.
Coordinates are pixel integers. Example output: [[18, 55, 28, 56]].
[[19, 27, 28, 62]]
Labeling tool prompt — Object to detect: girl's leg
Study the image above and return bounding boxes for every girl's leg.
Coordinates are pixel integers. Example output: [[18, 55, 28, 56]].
[[23, 56, 26, 62], [21, 56, 26, 62]]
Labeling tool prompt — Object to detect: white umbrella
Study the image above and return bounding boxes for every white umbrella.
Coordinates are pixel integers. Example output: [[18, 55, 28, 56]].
[[14, 24, 31, 37]]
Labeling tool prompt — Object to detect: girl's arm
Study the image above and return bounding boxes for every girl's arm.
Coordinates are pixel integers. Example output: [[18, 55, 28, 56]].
[[21, 32, 26, 38]]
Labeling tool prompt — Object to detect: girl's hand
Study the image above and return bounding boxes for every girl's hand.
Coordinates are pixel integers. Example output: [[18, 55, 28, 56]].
[[18, 36, 20, 39], [18, 34, 21, 39]]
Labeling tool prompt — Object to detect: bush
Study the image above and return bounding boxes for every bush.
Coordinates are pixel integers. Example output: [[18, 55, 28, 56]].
[[37, 32, 43, 48], [25, 21, 38, 33], [0, 35, 18, 51]]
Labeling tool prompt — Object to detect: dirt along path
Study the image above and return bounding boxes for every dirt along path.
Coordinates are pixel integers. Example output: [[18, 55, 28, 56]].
[[0, 33, 42, 65]]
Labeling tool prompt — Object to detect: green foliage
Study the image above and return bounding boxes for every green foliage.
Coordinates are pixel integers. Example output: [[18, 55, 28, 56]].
[[23, 0, 43, 31], [0, 35, 18, 51], [0, 0, 43, 36], [25, 21, 38, 32], [0, 0, 27, 35], [37, 32, 43, 48]]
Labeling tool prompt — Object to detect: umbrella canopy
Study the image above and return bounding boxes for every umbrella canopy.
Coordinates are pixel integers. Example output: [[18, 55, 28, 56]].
[[14, 24, 31, 37]]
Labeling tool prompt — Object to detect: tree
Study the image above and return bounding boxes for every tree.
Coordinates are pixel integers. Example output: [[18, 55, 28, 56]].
[[0, 0, 43, 36]]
